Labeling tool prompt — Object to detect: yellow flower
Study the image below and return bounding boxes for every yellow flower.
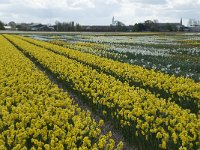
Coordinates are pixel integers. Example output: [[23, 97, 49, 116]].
[[179, 146, 187, 150], [156, 132, 162, 139], [161, 141, 167, 149]]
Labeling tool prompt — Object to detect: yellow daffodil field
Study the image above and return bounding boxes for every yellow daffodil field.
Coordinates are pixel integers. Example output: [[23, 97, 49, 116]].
[[0, 35, 123, 149], [0, 33, 200, 150], [15, 35, 200, 114]]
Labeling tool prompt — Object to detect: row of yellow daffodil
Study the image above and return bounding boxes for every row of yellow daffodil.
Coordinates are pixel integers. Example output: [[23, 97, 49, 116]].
[[0, 35, 123, 150], [5, 34, 199, 149], [177, 40, 200, 47], [15, 35, 200, 113], [50, 40, 127, 60]]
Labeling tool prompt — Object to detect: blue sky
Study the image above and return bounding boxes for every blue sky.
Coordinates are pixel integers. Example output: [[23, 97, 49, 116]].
[[0, 0, 200, 26]]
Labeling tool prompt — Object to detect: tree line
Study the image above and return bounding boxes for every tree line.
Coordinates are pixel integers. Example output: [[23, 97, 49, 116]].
[[0, 20, 180, 32], [55, 21, 81, 31], [0, 21, 5, 30], [132, 20, 180, 32], [1, 19, 199, 32]]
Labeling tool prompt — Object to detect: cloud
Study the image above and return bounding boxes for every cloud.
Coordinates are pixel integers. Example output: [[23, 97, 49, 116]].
[[0, 0, 199, 25], [0, 0, 11, 4], [126, 0, 167, 4]]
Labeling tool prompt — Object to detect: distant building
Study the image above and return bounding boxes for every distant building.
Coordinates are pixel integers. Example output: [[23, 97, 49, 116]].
[[30, 23, 43, 31], [183, 27, 190, 32], [111, 16, 125, 26], [189, 26, 200, 32], [81, 25, 112, 32], [30, 23, 54, 31], [157, 18, 184, 31], [4, 21, 16, 30], [135, 18, 186, 32], [80, 17, 132, 32], [4, 25, 12, 30], [188, 18, 200, 32]]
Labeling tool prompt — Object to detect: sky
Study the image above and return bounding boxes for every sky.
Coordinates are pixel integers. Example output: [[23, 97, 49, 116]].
[[0, 0, 200, 26]]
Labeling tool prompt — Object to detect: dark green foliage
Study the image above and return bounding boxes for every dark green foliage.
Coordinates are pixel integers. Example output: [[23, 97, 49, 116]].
[[0, 20, 5, 30]]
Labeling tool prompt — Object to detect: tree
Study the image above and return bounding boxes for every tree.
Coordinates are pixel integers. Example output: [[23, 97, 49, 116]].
[[132, 23, 145, 32], [164, 24, 177, 32], [188, 19, 193, 26], [0, 21, 5, 30], [166, 23, 173, 31], [153, 19, 158, 24], [8, 21, 16, 30], [71, 21, 75, 31], [16, 23, 30, 31], [55, 21, 79, 31], [188, 19, 200, 27], [75, 23, 81, 31], [151, 20, 159, 31], [144, 20, 159, 31]]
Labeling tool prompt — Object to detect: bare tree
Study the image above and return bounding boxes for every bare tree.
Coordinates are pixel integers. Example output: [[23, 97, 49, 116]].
[[188, 19, 200, 26], [188, 19, 193, 26]]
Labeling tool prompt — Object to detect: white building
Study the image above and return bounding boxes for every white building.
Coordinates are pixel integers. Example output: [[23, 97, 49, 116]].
[[4, 25, 12, 30], [111, 16, 125, 26]]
